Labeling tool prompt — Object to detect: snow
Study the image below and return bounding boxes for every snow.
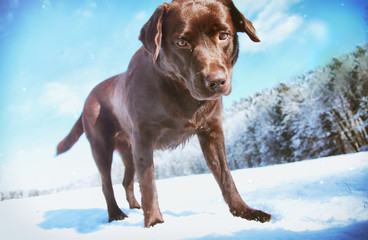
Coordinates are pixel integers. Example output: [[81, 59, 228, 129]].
[[1, 152, 368, 240]]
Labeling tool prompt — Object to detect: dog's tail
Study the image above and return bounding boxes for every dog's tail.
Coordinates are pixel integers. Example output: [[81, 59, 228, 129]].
[[57, 115, 84, 155]]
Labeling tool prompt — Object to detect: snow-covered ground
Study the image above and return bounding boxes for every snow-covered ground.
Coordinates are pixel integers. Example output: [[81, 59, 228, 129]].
[[1, 152, 368, 240]]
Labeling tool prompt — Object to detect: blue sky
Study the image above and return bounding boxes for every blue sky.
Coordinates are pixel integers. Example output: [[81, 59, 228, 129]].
[[0, 0, 367, 191]]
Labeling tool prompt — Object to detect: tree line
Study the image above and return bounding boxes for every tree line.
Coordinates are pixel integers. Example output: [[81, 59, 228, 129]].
[[225, 45, 368, 169]]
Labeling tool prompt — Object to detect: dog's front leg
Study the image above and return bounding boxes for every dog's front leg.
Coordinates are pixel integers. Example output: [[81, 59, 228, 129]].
[[132, 134, 164, 228], [197, 120, 271, 223]]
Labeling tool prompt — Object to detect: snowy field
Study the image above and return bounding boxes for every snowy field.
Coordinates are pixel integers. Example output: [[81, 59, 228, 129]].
[[1, 152, 368, 240]]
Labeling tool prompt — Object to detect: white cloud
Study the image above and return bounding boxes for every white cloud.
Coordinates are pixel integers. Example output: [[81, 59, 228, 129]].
[[248, 14, 303, 52], [234, 0, 270, 17], [39, 67, 107, 116], [122, 11, 149, 39], [235, 0, 306, 53], [74, 9, 93, 18], [135, 11, 149, 21], [39, 82, 84, 116], [74, 2, 97, 18], [303, 20, 328, 42]]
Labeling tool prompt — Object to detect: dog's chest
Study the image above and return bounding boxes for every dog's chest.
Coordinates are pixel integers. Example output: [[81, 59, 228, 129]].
[[154, 125, 196, 150], [153, 101, 216, 150]]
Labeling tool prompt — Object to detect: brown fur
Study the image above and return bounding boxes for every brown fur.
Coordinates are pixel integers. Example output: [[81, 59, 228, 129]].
[[57, 0, 271, 227]]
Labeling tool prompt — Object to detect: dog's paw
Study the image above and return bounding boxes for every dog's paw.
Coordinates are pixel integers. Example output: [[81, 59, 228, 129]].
[[129, 200, 141, 210], [243, 209, 271, 223], [231, 208, 271, 223], [108, 210, 128, 222], [144, 214, 164, 228]]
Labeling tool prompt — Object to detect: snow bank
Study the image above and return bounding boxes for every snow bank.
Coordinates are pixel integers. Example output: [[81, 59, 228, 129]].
[[1, 152, 368, 240]]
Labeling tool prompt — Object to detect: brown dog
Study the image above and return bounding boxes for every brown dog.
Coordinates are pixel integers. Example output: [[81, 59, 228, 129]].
[[57, 0, 271, 227]]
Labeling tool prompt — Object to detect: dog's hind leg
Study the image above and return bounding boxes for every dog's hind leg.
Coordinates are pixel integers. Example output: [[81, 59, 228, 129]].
[[115, 138, 141, 209], [91, 144, 128, 222], [82, 88, 128, 222]]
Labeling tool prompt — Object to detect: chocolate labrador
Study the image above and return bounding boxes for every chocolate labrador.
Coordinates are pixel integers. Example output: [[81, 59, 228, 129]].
[[57, 0, 271, 227]]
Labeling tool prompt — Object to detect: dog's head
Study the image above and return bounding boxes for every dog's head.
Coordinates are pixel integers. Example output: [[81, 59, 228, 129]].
[[139, 0, 260, 100]]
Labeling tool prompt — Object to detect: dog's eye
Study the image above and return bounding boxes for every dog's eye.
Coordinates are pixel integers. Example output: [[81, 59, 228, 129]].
[[219, 32, 229, 41], [176, 39, 189, 48]]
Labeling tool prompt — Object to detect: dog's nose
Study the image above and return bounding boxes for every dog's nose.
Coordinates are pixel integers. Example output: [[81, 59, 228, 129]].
[[205, 71, 227, 92]]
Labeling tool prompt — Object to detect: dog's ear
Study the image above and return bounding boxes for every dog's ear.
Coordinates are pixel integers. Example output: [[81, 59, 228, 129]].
[[226, 0, 260, 42], [139, 3, 168, 62]]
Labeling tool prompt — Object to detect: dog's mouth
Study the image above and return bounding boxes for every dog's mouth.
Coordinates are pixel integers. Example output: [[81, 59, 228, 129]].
[[188, 76, 232, 101]]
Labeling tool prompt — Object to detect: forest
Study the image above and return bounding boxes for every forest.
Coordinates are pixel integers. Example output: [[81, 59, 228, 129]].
[[225, 45, 368, 168]]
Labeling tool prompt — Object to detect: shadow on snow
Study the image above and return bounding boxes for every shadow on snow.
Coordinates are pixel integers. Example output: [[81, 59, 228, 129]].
[[37, 208, 209, 234], [37, 208, 141, 234]]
